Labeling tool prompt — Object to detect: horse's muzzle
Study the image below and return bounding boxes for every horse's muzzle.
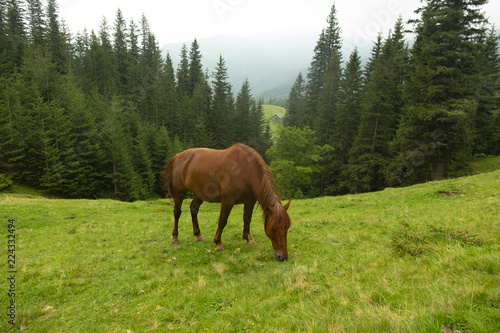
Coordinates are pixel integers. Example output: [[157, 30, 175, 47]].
[[275, 252, 288, 262]]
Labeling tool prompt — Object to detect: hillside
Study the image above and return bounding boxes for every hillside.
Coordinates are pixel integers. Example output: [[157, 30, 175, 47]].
[[469, 156, 500, 174], [1, 171, 499, 332], [262, 105, 286, 136]]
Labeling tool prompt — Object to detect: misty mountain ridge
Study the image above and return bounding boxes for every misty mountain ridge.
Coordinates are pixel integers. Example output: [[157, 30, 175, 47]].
[[161, 35, 374, 100]]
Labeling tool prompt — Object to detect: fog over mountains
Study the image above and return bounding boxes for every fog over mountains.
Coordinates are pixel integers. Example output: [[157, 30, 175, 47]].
[[162, 34, 374, 100]]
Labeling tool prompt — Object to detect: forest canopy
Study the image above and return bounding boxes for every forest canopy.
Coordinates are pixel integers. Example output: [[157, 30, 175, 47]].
[[0, 0, 499, 200]]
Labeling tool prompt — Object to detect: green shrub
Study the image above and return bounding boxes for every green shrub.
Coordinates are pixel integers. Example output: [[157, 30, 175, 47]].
[[0, 173, 14, 192]]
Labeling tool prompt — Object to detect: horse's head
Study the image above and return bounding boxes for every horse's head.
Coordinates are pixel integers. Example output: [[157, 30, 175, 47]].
[[265, 200, 291, 261]]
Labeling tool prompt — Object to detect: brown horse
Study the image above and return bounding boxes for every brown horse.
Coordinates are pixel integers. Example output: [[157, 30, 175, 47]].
[[161, 143, 291, 261]]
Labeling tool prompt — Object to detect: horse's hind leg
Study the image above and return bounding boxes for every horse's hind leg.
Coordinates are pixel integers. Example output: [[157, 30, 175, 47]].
[[243, 201, 256, 244], [190, 196, 205, 242], [171, 193, 185, 245]]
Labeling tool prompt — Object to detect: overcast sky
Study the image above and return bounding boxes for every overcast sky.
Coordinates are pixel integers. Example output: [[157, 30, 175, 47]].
[[59, 0, 500, 46]]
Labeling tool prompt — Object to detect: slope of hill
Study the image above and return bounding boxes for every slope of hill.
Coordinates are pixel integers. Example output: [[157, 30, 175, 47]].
[[262, 104, 286, 137], [1, 170, 499, 332], [469, 155, 500, 174]]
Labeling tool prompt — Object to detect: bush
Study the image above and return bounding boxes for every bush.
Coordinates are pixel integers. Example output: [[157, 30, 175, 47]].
[[0, 174, 14, 192]]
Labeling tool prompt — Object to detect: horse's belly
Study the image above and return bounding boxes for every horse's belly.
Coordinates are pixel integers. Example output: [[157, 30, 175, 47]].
[[192, 185, 223, 203], [187, 177, 254, 204]]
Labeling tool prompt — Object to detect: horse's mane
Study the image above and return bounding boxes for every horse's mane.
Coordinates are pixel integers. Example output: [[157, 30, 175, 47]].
[[235, 144, 290, 228]]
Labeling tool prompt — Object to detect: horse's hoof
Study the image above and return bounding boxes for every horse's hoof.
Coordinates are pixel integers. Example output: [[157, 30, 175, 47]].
[[247, 239, 257, 245], [171, 240, 180, 246], [197, 236, 206, 242], [215, 246, 225, 252]]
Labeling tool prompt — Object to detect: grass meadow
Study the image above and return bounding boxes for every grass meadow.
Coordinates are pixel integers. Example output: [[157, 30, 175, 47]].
[[262, 105, 286, 135], [1, 170, 499, 332], [470, 156, 500, 174]]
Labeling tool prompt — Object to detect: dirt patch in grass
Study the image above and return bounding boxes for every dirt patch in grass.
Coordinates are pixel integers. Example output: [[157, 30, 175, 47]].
[[437, 189, 462, 197], [392, 223, 483, 256], [441, 325, 471, 333]]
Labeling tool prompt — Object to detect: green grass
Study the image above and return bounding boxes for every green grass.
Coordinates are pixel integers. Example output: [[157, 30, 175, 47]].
[[262, 105, 286, 120], [469, 155, 500, 174], [262, 105, 286, 136], [1, 171, 500, 332]]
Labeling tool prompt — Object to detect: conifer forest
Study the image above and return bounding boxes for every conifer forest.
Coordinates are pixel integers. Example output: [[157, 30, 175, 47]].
[[1, 0, 499, 200]]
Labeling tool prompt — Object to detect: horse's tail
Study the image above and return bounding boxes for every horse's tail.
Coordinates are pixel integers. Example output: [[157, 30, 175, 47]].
[[160, 156, 176, 199]]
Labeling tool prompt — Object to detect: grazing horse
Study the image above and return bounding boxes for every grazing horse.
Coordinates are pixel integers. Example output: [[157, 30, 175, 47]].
[[161, 143, 291, 261]]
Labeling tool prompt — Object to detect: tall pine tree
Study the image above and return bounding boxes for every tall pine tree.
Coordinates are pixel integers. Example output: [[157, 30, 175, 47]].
[[210, 55, 234, 148], [347, 19, 408, 193], [331, 49, 364, 194], [234, 78, 253, 144], [283, 72, 305, 128], [113, 8, 128, 94], [303, 4, 342, 128], [393, 0, 489, 183]]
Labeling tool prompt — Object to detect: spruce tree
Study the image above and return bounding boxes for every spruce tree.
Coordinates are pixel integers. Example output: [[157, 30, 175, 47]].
[[250, 99, 272, 156], [472, 28, 500, 155], [176, 44, 190, 96], [4, 0, 26, 72], [234, 78, 253, 144], [176, 44, 191, 144], [151, 125, 173, 193], [159, 53, 179, 136], [393, 0, 489, 183], [85, 19, 117, 97], [364, 33, 383, 83], [46, 0, 67, 72], [330, 49, 363, 194], [316, 50, 342, 145], [0, 1, 8, 74], [313, 49, 344, 195], [138, 14, 163, 122], [100, 98, 142, 201], [191, 72, 214, 147], [54, 74, 102, 198], [188, 39, 203, 96], [113, 9, 128, 94], [347, 20, 408, 193], [335, 49, 363, 164], [0, 75, 41, 185], [303, 4, 342, 128], [127, 19, 140, 102], [283, 72, 305, 128], [210, 55, 234, 148], [128, 114, 155, 199], [27, 0, 45, 47], [146, 36, 164, 127]]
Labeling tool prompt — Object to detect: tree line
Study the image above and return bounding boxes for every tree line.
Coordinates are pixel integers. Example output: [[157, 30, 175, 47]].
[[274, 0, 500, 198], [1, 0, 499, 201], [0, 0, 271, 200]]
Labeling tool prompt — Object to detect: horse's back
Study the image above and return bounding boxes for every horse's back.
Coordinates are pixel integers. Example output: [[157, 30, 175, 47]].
[[174, 144, 260, 203]]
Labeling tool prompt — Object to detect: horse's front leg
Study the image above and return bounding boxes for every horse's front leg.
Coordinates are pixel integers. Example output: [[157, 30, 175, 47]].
[[214, 200, 234, 252], [243, 201, 256, 244], [190, 196, 205, 242]]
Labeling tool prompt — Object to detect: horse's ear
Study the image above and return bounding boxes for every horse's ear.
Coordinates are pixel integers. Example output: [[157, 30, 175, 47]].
[[284, 200, 291, 211]]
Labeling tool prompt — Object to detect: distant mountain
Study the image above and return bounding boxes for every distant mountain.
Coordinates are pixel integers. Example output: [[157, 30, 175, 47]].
[[161, 35, 375, 101], [161, 35, 314, 100]]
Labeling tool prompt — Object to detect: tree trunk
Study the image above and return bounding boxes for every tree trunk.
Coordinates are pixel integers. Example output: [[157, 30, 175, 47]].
[[432, 162, 445, 181]]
